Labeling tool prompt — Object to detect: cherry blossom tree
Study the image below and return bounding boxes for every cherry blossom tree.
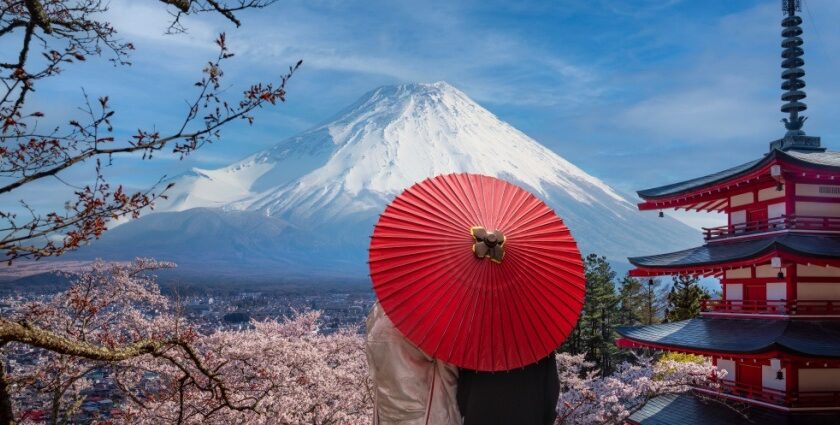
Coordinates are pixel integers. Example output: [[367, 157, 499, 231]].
[[0, 0, 301, 262], [1, 258, 730, 424], [0, 259, 372, 424], [554, 352, 726, 425]]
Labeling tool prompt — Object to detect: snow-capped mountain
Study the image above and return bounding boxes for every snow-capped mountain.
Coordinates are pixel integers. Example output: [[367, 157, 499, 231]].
[[73, 82, 699, 278]]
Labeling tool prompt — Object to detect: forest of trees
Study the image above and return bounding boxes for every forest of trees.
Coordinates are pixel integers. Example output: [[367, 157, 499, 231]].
[[562, 254, 712, 374]]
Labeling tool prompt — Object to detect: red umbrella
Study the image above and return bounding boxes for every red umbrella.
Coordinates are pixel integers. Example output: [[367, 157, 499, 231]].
[[369, 173, 585, 372]]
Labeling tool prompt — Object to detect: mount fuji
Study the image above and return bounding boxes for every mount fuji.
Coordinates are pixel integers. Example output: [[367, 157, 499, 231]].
[[67, 82, 698, 280]]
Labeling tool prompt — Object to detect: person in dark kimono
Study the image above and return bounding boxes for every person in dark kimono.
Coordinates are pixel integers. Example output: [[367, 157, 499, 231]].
[[456, 355, 559, 425]]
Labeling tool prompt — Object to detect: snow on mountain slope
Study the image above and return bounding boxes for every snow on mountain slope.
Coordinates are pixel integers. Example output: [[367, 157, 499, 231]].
[[81, 82, 699, 278]]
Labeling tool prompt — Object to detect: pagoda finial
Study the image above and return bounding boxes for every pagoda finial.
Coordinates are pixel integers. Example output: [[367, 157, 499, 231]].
[[783, 0, 800, 16], [780, 0, 807, 136], [770, 0, 823, 152]]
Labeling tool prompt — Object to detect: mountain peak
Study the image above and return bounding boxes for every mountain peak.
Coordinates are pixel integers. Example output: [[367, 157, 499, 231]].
[[373, 80, 459, 95], [347, 80, 468, 115], [86, 83, 698, 278]]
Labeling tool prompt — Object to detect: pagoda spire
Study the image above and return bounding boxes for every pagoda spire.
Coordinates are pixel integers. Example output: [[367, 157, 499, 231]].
[[770, 0, 823, 152], [781, 0, 807, 135]]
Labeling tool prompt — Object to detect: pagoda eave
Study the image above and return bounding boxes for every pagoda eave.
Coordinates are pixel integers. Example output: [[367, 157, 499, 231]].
[[616, 318, 840, 358], [628, 393, 840, 425], [637, 150, 840, 211], [616, 337, 789, 359], [628, 234, 840, 277]]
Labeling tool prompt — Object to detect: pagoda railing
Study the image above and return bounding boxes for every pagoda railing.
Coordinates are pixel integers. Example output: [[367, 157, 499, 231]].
[[703, 214, 840, 241], [716, 380, 786, 406], [711, 381, 840, 408], [701, 299, 840, 316]]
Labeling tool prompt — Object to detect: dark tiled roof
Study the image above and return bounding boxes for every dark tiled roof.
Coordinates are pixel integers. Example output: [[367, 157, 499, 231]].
[[628, 393, 840, 425], [638, 149, 840, 200], [617, 317, 840, 357], [637, 158, 765, 200], [628, 234, 840, 269], [778, 321, 840, 357]]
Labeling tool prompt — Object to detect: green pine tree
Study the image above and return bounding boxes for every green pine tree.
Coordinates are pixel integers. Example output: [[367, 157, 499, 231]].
[[665, 275, 711, 322], [562, 254, 619, 374], [617, 276, 646, 326]]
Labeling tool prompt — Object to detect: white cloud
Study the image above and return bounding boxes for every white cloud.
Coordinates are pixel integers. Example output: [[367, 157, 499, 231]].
[[107, 1, 219, 50], [222, 2, 605, 108]]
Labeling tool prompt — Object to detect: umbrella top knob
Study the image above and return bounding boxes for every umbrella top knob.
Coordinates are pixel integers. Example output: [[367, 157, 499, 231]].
[[471, 226, 505, 263]]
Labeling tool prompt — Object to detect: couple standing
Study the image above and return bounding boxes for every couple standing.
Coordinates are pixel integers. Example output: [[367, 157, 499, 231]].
[[365, 303, 560, 425]]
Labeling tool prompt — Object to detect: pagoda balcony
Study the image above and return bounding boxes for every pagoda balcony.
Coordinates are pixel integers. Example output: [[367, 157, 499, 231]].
[[701, 299, 840, 317], [703, 215, 840, 241], [698, 381, 840, 409]]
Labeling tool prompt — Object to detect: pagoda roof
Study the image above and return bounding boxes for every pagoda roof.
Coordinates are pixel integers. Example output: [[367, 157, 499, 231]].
[[628, 234, 840, 273], [637, 149, 840, 201], [616, 317, 840, 357], [628, 393, 840, 425]]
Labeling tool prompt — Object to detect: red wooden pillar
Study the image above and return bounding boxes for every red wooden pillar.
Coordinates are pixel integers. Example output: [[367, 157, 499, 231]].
[[785, 175, 796, 217], [785, 360, 798, 407], [786, 263, 797, 311]]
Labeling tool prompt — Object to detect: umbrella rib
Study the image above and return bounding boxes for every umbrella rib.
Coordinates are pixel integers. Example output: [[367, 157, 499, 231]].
[[408, 253, 481, 351], [416, 176, 476, 229], [444, 258, 485, 368], [448, 174, 485, 228], [374, 251, 467, 301], [508, 252, 583, 332], [426, 255, 483, 358], [384, 200, 468, 235], [497, 188, 532, 230], [499, 261, 540, 366], [513, 251, 586, 296], [504, 258, 565, 357]]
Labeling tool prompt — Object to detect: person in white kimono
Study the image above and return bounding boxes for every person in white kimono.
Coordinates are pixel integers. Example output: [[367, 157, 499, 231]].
[[365, 302, 462, 425]]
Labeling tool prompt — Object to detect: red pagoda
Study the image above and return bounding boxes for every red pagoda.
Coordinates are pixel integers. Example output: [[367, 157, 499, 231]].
[[617, 1, 840, 423]]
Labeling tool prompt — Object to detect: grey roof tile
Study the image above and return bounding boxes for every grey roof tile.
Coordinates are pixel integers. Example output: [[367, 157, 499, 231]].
[[628, 234, 840, 269], [638, 149, 840, 200], [629, 393, 840, 425], [617, 317, 840, 357]]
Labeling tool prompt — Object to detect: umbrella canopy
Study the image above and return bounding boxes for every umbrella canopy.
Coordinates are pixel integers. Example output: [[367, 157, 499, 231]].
[[369, 173, 585, 371]]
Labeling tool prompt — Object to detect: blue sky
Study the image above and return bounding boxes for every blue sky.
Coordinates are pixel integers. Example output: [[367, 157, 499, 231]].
[[11, 0, 840, 229]]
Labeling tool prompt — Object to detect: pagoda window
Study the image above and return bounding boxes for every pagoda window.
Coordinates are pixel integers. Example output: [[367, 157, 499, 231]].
[[799, 369, 840, 391]]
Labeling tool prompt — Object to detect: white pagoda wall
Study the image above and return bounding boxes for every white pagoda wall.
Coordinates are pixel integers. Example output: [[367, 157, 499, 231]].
[[799, 369, 840, 391], [796, 264, 840, 300], [795, 202, 840, 217]]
